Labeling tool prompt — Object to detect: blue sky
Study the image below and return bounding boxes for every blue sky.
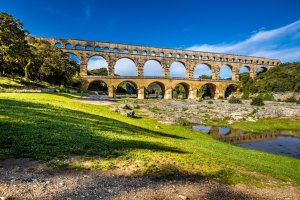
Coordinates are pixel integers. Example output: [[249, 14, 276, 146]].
[[1, 0, 300, 77]]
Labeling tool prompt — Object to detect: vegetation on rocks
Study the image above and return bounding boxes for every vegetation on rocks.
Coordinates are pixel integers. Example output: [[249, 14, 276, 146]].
[[240, 62, 300, 96], [251, 96, 265, 106], [228, 96, 242, 104]]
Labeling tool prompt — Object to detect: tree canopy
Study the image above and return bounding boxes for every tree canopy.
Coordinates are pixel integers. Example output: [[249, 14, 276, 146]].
[[0, 12, 79, 85], [240, 63, 300, 93]]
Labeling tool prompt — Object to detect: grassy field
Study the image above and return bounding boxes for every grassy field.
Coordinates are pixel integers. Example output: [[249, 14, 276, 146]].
[[0, 93, 300, 186]]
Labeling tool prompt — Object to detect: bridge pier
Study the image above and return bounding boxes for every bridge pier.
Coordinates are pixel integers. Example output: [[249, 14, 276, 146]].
[[214, 89, 225, 99], [108, 86, 115, 98], [188, 88, 198, 99], [138, 87, 145, 99], [164, 87, 173, 99]]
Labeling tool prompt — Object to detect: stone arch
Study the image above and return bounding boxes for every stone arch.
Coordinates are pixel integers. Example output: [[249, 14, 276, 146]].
[[146, 81, 165, 99], [87, 80, 108, 95], [198, 83, 216, 99], [113, 48, 119, 53], [87, 56, 108, 76], [116, 80, 138, 98], [85, 45, 92, 51], [65, 43, 72, 49], [194, 63, 212, 79], [239, 65, 250, 74], [114, 58, 136, 76], [170, 61, 186, 78], [55, 42, 62, 48], [256, 66, 268, 75], [94, 46, 101, 51], [220, 64, 233, 80], [143, 60, 163, 77], [238, 65, 251, 80], [173, 82, 190, 99], [75, 44, 82, 50], [224, 84, 238, 98], [67, 53, 81, 73]]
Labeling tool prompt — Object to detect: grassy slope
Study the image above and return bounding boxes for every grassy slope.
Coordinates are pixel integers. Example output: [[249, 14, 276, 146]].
[[0, 93, 300, 186], [0, 77, 24, 87]]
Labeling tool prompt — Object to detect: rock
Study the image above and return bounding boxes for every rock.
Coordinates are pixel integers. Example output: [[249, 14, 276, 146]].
[[178, 194, 188, 200], [119, 104, 131, 110], [0, 197, 7, 200], [121, 110, 135, 118], [246, 117, 256, 122], [111, 107, 120, 112], [132, 104, 140, 109]]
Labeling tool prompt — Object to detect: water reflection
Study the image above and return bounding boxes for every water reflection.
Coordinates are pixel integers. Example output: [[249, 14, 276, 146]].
[[193, 125, 300, 159]]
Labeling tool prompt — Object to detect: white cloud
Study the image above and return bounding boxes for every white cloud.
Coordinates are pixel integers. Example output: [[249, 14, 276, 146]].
[[194, 64, 212, 78], [170, 62, 186, 77], [187, 20, 300, 62], [87, 56, 108, 70], [114, 58, 136, 76], [144, 60, 163, 76]]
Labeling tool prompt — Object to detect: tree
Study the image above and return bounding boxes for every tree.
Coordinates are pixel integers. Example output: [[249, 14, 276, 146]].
[[87, 68, 108, 76], [0, 12, 30, 76], [199, 75, 212, 79], [27, 37, 79, 85]]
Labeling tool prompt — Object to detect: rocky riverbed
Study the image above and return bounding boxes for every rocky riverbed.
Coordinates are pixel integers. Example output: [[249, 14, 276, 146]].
[[124, 99, 300, 125]]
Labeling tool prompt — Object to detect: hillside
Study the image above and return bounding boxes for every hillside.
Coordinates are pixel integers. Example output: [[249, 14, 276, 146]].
[[241, 62, 300, 94]]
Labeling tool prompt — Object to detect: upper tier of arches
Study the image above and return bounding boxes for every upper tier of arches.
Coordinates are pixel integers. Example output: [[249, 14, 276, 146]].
[[43, 36, 280, 66]]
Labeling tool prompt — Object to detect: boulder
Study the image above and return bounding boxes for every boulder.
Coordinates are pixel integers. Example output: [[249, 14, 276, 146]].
[[119, 104, 131, 110], [121, 110, 135, 118]]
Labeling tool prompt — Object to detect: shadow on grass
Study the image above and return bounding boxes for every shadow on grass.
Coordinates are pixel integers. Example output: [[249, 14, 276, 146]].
[[0, 99, 186, 161]]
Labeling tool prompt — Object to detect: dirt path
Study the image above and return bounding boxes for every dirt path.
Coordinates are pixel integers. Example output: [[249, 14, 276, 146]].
[[0, 159, 299, 200], [74, 95, 119, 106]]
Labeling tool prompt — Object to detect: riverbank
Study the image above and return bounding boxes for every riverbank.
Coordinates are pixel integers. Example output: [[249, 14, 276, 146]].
[[127, 99, 300, 133]]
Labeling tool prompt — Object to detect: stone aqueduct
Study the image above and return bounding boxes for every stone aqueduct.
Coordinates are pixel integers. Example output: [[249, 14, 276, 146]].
[[35, 36, 281, 99]]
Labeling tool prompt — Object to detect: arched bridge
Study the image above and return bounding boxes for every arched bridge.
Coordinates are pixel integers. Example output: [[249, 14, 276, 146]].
[[35, 36, 281, 99]]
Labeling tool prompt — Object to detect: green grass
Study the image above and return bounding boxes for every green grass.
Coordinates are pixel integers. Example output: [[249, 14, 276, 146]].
[[0, 77, 24, 87], [0, 93, 300, 186], [207, 118, 300, 133]]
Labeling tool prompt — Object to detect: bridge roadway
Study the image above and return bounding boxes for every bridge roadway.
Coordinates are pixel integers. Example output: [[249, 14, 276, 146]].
[[82, 76, 238, 99]]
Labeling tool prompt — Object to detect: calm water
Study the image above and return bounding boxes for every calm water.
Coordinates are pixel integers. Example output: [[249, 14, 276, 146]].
[[193, 125, 300, 159]]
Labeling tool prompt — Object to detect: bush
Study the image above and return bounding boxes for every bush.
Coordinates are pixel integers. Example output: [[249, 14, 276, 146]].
[[285, 96, 297, 103], [258, 93, 274, 101], [207, 100, 213, 104], [228, 96, 242, 104], [218, 96, 224, 99], [175, 117, 190, 126], [251, 96, 264, 106], [241, 91, 250, 99]]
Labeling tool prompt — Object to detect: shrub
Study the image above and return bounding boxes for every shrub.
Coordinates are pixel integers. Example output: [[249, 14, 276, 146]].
[[175, 117, 190, 126], [241, 92, 250, 99], [285, 96, 297, 103], [207, 100, 213, 104], [258, 93, 274, 101], [228, 96, 242, 104], [251, 96, 264, 106], [218, 96, 224, 99]]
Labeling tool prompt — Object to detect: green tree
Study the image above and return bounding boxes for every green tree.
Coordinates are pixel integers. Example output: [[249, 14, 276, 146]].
[[0, 12, 30, 76], [27, 37, 79, 85], [199, 74, 212, 79]]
